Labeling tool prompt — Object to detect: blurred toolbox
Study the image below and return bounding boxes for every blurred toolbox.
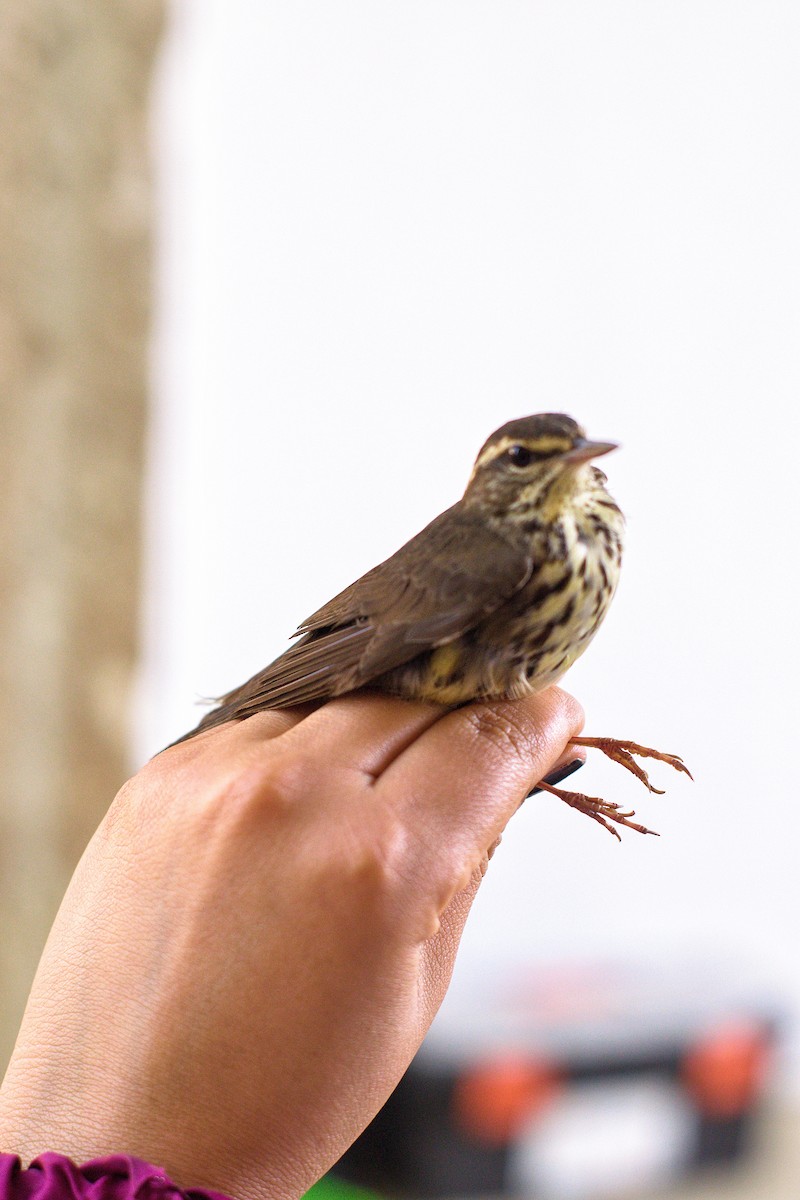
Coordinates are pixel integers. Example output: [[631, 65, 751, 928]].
[[334, 956, 782, 1198]]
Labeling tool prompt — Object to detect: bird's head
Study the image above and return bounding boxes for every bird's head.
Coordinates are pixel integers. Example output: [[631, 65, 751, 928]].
[[463, 413, 618, 520]]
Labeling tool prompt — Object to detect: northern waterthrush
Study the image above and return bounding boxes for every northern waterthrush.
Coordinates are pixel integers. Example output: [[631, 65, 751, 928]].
[[172, 413, 690, 837]]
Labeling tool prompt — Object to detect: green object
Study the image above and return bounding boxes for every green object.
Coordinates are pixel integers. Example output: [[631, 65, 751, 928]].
[[304, 1176, 381, 1200]]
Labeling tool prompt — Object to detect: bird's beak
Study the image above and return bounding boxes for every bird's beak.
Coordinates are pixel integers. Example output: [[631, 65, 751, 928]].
[[561, 438, 618, 465]]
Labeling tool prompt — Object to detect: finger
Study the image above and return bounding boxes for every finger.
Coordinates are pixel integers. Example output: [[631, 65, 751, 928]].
[[159, 709, 309, 762], [418, 870, 483, 1026], [418, 837, 509, 1027], [376, 687, 584, 873], [277, 691, 451, 777], [232, 705, 319, 741]]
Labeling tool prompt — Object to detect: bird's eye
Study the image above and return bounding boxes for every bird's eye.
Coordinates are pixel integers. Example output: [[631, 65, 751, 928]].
[[506, 444, 533, 468]]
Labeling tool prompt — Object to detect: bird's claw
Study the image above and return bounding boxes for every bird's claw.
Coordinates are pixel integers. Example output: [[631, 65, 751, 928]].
[[535, 737, 691, 838], [569, 736, 693, 793], [537, 782, 659, 840]]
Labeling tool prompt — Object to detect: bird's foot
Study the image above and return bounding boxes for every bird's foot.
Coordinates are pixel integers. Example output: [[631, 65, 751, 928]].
[[569, 736, 692, 794], [537, 782, 658, 841], [534, 737, 692, 838]]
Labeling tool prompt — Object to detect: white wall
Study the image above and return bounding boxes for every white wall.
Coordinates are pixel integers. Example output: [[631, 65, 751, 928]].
[[141, 1, 800, 1086]]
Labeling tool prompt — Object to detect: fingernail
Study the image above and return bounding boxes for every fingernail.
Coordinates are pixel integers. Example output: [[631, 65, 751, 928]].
[[527, 758, 584, 798]]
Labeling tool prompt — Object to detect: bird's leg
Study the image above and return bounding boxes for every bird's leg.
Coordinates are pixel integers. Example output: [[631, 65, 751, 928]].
[[534, 739, 691, 839], [537, 782, 658, 840], [569, 737, 692, 794]]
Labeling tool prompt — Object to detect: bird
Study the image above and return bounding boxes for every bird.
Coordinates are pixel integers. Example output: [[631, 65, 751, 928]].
[[170, 413, 690, 838]]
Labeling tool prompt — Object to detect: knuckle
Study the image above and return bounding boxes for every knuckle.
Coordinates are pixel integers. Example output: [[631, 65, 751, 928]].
[[341, 811, 476, 943], [346, 810, 413, 899], [104, 758, 176, 829], [222, 747, 317, 822], [98, 775, 141, 843], [336, 811, 439, 938], [169, 745, 321, 836]]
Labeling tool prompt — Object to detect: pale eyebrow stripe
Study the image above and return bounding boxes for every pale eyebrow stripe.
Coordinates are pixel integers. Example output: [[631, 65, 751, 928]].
[[471, 434, 572, 475]]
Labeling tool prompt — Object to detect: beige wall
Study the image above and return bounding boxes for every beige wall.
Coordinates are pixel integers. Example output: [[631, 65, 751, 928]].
[[0, 1, 163, 1066]]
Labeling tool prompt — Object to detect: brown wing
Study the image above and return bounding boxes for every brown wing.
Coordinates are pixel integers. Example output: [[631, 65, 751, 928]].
[[171, 505, 532, 744]]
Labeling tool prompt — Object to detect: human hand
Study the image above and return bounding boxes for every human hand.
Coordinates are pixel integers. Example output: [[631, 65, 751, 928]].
[[0, 688, 583, 1200]]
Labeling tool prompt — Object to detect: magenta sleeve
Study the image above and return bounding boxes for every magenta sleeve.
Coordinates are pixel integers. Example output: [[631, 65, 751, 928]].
[[0, 1155, 233, 1200]]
